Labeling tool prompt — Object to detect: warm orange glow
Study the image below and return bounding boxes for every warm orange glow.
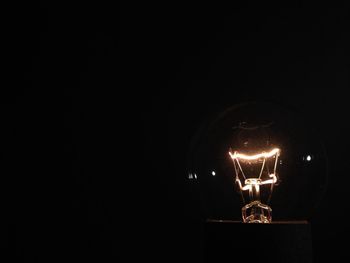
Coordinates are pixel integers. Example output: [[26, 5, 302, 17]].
[[229, 148, 280, 160]]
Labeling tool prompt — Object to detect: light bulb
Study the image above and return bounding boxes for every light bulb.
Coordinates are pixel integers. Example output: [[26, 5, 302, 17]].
[[187, 102, 328, 223]]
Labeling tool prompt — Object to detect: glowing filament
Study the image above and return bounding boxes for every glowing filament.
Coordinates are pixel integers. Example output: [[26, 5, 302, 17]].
[[229, 148, 280, 160], [230, 148, 279, 194]]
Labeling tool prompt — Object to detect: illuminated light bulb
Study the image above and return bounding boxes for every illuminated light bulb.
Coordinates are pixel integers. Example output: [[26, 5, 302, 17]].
[[187, 102, 328, 223]]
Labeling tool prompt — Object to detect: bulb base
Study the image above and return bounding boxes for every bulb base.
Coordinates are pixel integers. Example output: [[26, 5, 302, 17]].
[[204, 220, 313, 263], [242, 201, 272, 223]]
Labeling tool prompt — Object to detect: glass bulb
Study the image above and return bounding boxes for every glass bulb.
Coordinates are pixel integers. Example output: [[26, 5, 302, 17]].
[[187, 102, 328, 223]]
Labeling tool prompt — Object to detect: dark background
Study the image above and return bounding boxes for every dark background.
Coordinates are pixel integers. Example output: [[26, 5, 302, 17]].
[[6, 4, 350, 263]]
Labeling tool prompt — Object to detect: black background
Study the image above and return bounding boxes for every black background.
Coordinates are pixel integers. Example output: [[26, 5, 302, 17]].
[[6, 4, 350, 262]]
